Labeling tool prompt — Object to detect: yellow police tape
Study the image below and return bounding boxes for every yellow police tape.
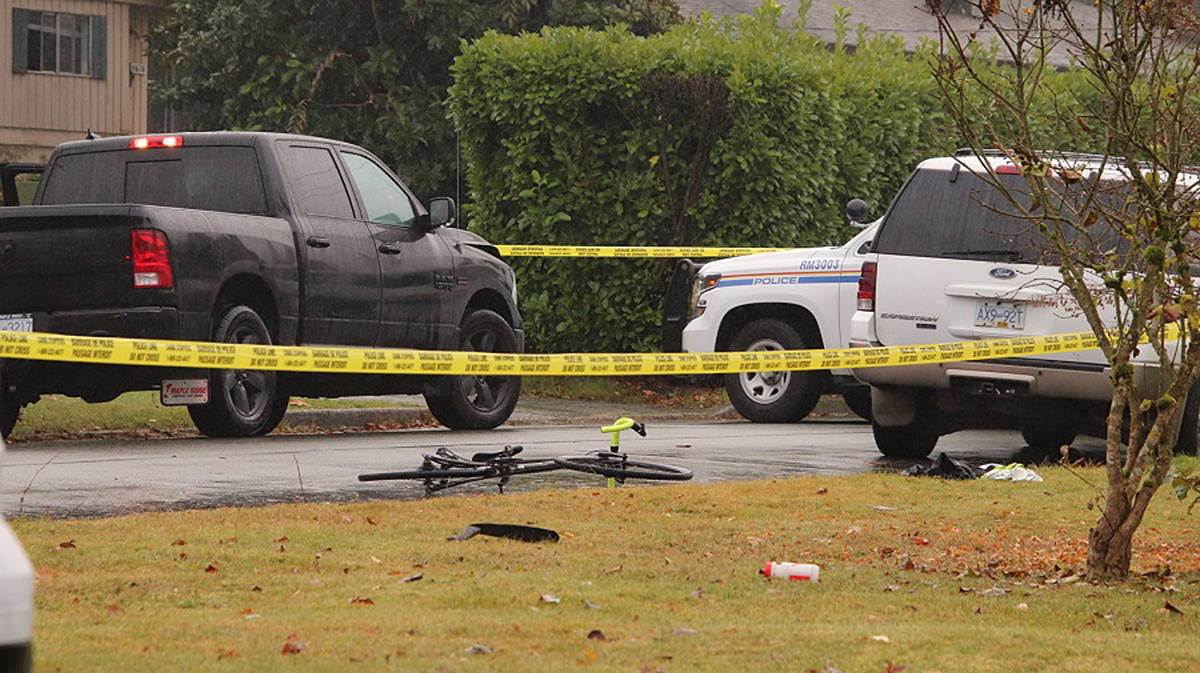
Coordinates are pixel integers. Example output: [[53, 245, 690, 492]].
[[0, 330, 1103, 376], [494, 245, 787, 258]]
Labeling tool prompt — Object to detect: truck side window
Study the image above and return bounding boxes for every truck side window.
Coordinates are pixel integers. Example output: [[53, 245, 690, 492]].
[[340, 152, 416, 226], [280, 145, 354, 218]]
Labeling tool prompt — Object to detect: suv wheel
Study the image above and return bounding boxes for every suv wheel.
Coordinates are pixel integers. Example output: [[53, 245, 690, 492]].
[[871, 396, 938, 458], [841, 386, 872, 421], [723, 319, 827, 423], [1020, 421, 1076, 453], [1174, 380, 1200, 456]]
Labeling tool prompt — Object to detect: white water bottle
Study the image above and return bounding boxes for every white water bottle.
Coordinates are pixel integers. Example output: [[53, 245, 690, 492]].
[[761, 561, 820, 582]]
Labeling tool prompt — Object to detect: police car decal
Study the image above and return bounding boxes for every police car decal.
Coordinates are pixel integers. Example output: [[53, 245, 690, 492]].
[[717, 260, 859, 288]]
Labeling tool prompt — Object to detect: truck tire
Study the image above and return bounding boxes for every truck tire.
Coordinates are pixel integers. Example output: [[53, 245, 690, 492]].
[[424, 309, 521, 430], [724, 319, 825, 423], [1174, 380, 1200, 456], [871, 396, 939, 458], [1020, 421, 1076, 453], [188, 305, 288, 438], [0, 391, 18, 439]]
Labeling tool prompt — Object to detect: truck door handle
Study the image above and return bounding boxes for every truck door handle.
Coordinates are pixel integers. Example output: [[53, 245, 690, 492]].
[[378, 242, 403, 255], [306, 236, 331, 248]]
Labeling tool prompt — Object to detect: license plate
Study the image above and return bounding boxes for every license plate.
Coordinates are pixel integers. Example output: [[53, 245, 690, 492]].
[[161, 379, 209, 406], [0, 313, 32, 332], [975, 300, 1025, 329]]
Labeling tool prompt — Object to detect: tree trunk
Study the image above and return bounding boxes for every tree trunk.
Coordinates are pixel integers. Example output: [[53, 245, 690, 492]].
[[1085, 497, 1135, 582]]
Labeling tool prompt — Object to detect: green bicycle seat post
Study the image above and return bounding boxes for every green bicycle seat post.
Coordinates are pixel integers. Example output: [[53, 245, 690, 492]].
[[601, 417, 636, 489]]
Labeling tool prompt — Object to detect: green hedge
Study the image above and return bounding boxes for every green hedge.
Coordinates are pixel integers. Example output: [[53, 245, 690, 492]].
[[449, 6, 1093, 353]]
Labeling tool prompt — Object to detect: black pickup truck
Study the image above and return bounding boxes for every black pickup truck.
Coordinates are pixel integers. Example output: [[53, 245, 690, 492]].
[[0, 132, 523, 438]]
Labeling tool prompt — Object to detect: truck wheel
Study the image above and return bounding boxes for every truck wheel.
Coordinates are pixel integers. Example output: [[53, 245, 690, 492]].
[[0, 390, 18, 439], [1020, 421, 1076, 453], [424, 309, 521, 430], [871, 397, 939, 458], [841, 386, 872, 421], [188, 305, 288, 438], [1174, 380, 1200, 456], [723, 319, 826, 423]]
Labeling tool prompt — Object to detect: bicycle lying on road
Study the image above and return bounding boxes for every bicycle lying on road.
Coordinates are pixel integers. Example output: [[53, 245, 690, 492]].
[[358, 417, 692, 495]]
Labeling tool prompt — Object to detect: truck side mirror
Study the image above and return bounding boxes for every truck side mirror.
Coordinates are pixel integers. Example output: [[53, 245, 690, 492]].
[[428, 197, 457, 229], [846, 198, 870, 228]]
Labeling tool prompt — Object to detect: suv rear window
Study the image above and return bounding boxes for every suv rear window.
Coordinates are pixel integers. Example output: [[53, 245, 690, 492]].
[[41, 146, 268, 214], [875, 166, 1128, 264], [874, 167, 1049, 263]]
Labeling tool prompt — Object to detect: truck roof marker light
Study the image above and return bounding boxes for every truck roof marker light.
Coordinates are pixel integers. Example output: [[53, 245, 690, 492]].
[[130, 135, 183, 150], [995, 164, 1022, 175]]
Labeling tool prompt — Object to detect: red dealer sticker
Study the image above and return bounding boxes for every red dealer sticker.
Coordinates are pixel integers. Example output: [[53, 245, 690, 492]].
[[161, 379, 209, 406]]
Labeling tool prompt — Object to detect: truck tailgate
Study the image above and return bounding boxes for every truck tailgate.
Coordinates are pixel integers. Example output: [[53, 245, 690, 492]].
[[0, 204, 151, 313]]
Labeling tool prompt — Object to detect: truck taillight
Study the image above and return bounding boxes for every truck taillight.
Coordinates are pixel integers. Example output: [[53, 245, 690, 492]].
[[131, 230, 174, 288], [857, 261, 876, 312]]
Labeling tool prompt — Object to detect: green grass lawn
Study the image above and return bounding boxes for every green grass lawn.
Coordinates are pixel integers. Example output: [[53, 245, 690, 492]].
[[11, 468, 1198, 672]]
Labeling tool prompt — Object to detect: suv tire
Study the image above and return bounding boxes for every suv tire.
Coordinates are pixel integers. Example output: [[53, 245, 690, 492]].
[[871, 395, 938, 458], [724, 319, 826, 423], [841, 386, 872, 421], [1020, 421, 1076, 453], [1174, 380, 1200, 456]]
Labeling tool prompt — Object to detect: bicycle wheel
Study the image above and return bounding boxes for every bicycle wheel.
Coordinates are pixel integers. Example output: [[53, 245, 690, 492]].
[[554, 455, 692, 481]]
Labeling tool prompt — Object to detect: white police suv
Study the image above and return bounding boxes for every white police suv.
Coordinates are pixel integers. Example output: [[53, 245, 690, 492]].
[[667, 212, 877, 423], [850, 151, 1200, 458]]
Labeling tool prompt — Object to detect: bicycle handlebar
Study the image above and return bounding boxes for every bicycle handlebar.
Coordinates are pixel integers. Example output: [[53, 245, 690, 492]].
[[601, 417, 636, 433]]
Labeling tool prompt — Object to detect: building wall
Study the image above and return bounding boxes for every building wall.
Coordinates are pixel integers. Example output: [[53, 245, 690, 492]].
[[0, 0, 161, 162]]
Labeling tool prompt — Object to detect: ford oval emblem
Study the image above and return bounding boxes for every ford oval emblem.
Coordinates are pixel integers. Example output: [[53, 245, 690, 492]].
[[989, 267, 1017, 279]]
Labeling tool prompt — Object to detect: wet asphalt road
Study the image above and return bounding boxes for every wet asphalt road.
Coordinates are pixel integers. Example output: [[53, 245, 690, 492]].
[[0, 417, 1106, 519]]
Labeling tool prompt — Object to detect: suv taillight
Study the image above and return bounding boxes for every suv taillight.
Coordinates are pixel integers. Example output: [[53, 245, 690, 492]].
[[131, 229, 173, 288], [857, 261, 876, 311]]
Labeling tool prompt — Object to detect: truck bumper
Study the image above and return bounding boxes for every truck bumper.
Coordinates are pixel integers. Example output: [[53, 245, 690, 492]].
[[34, 306, 182, 340], [3, 307, 185, 400]]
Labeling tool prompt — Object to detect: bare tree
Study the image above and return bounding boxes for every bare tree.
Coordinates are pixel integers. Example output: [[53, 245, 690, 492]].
[[927, 0, 1200, 581]]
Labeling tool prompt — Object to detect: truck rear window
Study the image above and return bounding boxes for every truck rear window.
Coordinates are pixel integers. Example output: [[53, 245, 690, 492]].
[[40, 146, 268, 215]]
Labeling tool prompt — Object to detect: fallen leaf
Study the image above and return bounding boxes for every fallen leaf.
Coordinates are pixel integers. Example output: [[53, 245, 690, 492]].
[[541, 594, 561, 604], [366, 517, 378, 526], [216, 648, 237, 660], [205, 564, 218, 573], [1163, 600, 1185, 615], [671, 628, 697, 635], [350, 597, 374, 605], [106, 604, 120, 616], [816, 488, 828, 495], [870, 634, 890, 643], [466, 644, 491, 655], [1016, 603, 1028, 610], [399, 572, 423, 584], [59, 540, 76, 549], [603, 565, 622, 575], [884, 585, 901, 592], [275, 536, 289, 543], [281, 634, 303, 655], [250, 585, 262, 592], [587, 630, 607, 641], [690, 587, 703, 598], [241, 608, 253, 616], [369, 556, 383, 564], [583, 600, 601, 610], [583, 648, 598, 661], [171, 539, 187, 546]]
